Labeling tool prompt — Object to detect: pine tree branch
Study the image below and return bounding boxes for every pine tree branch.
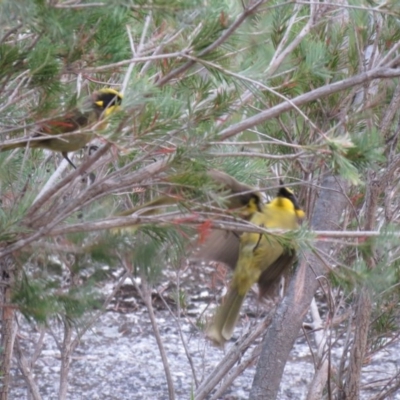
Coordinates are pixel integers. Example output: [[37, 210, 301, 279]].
[[0, 156, 171, 259], [211, 151, 304, 160], [218, 67, 400, 141], [155, 0, 267, 87], [267, 1, 318, 77], [0, 24, 23, 44], [179, 53, 319, 131], [83, 52, 186, 72], [342, 289, 371, 400], [52, 2, 106, 9], [44, 211, 397, 239], [25, 142, 112, 220]]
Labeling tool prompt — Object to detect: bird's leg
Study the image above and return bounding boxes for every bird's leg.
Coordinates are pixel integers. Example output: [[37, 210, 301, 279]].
[[62, 151, 95, 183], [61, 152, 77, 169]]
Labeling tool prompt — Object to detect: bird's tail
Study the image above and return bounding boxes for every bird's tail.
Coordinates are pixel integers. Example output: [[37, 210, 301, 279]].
[[0, 141, 31, 152], [207, 287, 245, 346]]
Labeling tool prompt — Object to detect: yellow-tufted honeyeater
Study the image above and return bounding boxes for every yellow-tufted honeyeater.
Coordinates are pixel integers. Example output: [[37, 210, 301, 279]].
[[0, 88, 123, 169], [206, 186, 305, 346]]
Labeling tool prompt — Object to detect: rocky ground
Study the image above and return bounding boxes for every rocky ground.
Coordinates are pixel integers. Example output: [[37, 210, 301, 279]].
[[9, 262, 400, 399]]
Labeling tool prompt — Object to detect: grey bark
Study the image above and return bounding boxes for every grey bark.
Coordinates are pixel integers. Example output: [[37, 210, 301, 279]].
[[0, 256, 17, 400]]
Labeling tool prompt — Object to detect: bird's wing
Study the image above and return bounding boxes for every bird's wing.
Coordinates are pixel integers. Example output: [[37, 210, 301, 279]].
[[257, 251, 297, 298], [192, 229, 240, 269]]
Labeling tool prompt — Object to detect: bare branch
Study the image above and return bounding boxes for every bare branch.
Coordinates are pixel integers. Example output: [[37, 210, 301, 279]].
[[218, 67, 400, 141], [132, 275, 176, 400], [14, 338, 43, 400], [195, 314, 274, 400]]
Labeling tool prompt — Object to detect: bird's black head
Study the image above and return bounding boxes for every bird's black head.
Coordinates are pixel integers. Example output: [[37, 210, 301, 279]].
[[277, 184, 305, 218], [94, 89, 123, 111]]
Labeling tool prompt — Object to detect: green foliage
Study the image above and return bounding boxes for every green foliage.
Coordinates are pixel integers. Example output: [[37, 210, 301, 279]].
[[369, 300, 399, 353], [327, 135, 362, 184], [12, 273, 101, 323], [0, 44, 25, 83], [27, 38, 61, 90], [347, 127, 386, 168], [0, 157, 51, 241], [91, 6, 131, 62], [338, 232, 400, 352], [332, 225, 400, 298], [382, 14, 400, 45], [210, 151, 267, 185], [120, 225, 190, 284], [326, 126, 385, 185], [174, 288, 188, 310], [191, 8, 229, 53], [297, 39, 332, 82], [30, 2, 130, 64], [0, 0, 130, 105], [270, 3, 295, 49]]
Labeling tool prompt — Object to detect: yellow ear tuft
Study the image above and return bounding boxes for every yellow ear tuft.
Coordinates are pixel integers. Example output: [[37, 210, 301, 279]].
[[295, 209, 305, 219], [99, 88, 123, 98], [247, 197, 260, 214]]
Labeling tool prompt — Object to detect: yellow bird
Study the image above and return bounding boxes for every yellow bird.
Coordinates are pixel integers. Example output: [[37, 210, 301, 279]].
[[207, 186, 305, 346], [0, 88, 123, 168]]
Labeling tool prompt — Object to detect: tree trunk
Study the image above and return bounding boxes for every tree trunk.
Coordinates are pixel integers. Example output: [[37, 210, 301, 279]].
[[0, 256, 17, 400]]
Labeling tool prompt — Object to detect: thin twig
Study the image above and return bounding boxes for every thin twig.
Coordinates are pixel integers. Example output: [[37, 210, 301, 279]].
[[14, 338, 43, 400], [195, 313, 274, 400], [210, 344, 261, 400], [128, 266, 176, 400], [58, 321, 73, 400], [157, 273, 199, 387], [158, 294, 200, 386]]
